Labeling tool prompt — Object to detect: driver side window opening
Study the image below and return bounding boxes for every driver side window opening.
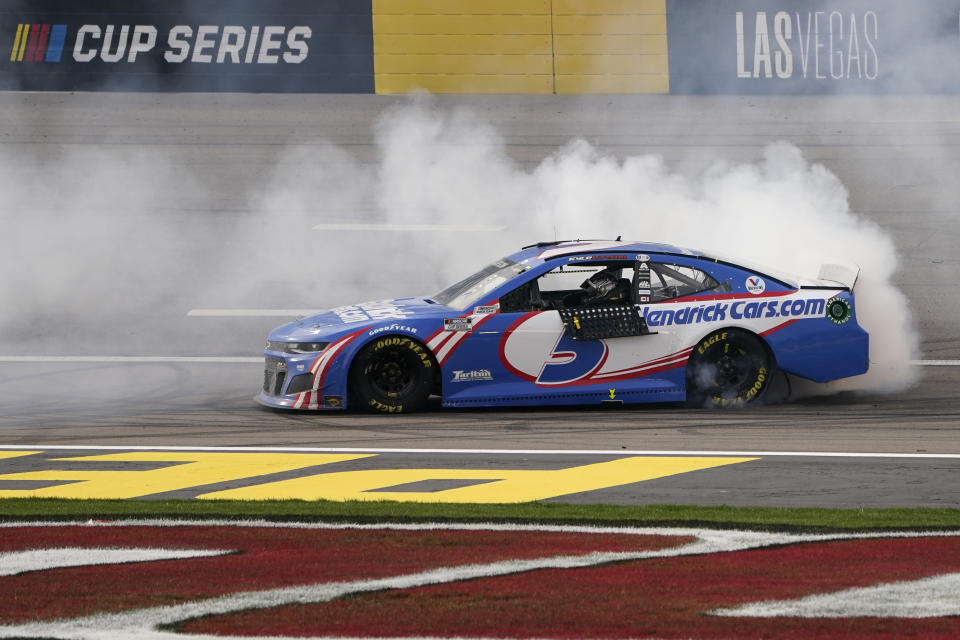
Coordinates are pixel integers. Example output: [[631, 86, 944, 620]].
[[498, 260, 727, 314], [499, 261, 634, 313]]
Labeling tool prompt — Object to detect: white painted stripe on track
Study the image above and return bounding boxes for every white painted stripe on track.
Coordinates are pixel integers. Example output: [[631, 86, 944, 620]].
[[313, 222, 506, 232], [1, 444, 958, 459], [911, 359, 960, 366], [187, 309, 319, 317], [0, 356, 261, 364]]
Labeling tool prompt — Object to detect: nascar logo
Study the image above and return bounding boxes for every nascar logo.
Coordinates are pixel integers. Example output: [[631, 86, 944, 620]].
[[10, 24, 67, 62]]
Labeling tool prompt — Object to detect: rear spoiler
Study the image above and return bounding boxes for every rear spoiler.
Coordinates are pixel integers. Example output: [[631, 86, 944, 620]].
[[807, 262, 860, 291]]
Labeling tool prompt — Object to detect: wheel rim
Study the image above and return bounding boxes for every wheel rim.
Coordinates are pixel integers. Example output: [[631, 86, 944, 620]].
[[695, 336, 768, 402], [369, 349, 416, 398], [714, 352, 751, 388]]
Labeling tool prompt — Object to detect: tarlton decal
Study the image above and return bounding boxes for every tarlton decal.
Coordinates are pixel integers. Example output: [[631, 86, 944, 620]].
[[368, 323, 418, 336], [333, 301, 414, 324], [451, 369, 494, 382], [444, 317, 473, 332], [641, 297, 827, 327]]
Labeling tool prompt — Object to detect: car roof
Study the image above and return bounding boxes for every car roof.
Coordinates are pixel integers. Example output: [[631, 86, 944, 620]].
[[508, 240, 800, 287], [508, 240, 701, 264]]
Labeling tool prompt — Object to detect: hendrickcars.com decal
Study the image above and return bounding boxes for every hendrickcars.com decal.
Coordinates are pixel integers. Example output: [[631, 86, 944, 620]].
[[0, 521, 957, 639]]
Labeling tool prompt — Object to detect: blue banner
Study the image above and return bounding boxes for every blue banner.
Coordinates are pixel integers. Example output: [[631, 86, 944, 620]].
[[0, 0, 373, 92]]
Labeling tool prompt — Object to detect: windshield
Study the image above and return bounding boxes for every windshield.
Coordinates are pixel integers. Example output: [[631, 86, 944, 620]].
[[433, 258, 528, 310]]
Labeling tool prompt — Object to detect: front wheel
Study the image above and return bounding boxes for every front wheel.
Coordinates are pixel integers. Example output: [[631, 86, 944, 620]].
[[686, 329, 775, 408], [348, 336, 435, 413]]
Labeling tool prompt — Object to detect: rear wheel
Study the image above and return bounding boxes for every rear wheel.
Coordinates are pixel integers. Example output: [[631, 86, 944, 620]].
[[348, 336, 434, 413], [686, 329, 774, 408]]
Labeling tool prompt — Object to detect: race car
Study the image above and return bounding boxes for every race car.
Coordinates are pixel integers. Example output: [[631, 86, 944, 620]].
[[257, 240, 868, 412]]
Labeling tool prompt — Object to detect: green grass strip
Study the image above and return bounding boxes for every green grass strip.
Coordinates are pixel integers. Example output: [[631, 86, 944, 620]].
[[1, 498, 959, 532]]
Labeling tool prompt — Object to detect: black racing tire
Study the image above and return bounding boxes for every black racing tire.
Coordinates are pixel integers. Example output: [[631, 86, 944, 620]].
[[348, 335, 435, 413], [685, 328, 775, 408]]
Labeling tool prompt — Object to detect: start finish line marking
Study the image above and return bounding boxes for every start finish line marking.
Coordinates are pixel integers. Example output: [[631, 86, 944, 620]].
[[0, 451, 753, 502]]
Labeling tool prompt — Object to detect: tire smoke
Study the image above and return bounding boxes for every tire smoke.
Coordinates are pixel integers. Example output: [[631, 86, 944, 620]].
[[0, 99, 920, 398]]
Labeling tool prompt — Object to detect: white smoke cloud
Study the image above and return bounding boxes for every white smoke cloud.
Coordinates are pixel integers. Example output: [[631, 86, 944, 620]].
[[0, 99, 919, 396]]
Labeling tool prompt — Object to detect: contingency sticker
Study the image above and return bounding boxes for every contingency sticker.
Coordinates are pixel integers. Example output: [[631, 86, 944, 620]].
[[746, 276, 766, 295], [444, 317, 473, 332]]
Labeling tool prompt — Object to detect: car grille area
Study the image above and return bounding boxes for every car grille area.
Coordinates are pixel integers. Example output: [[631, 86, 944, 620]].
[[263, 356, 287, 396]]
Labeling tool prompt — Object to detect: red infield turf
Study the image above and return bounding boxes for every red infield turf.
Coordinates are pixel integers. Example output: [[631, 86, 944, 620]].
[[1, 523, 957, 639], [183, 536, 960, 639]]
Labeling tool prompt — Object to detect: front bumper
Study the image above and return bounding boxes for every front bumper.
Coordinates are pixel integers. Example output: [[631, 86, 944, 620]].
[[256, 351, 348, 411]]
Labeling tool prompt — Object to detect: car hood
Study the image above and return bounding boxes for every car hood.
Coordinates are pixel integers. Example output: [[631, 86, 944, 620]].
[[267, 297, 445, 342]]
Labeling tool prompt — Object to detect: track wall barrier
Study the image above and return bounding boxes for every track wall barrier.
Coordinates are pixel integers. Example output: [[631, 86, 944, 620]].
[[3, 0, 960, 94]]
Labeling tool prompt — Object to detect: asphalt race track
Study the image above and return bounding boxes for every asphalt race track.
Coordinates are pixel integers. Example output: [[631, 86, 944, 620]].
[[0, 94, 958, 508]]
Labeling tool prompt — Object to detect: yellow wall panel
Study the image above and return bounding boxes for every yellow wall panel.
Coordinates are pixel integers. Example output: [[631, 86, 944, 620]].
[[555, 54, 668, 76], [374, 14, 550, 35], [372, 0, 670, 94], [553, 14, 666, 35], [556, 74, 669, 94], [554, 34, 668, 55], [553, 0, 665, 14], [374, 34, 552, 55], [376, 74, 554, 94], [376, 54, 551, 75], [374, 0, 550, 14]]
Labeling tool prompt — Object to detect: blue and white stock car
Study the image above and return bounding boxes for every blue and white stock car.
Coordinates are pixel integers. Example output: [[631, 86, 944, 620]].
[[258, 240, 868, 413]]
